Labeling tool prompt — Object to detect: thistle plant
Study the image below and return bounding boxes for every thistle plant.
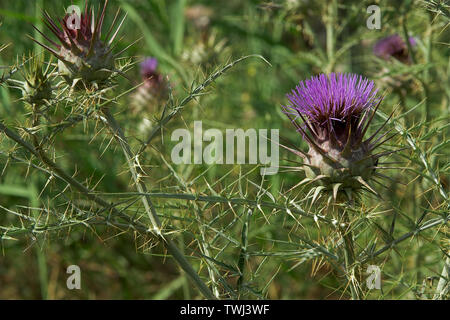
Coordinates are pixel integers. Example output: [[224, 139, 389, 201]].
[[0, 0, 448, 301], [30, 0, 126, 88], [282, 73, 406, 299], [282, 73, 394, 203]]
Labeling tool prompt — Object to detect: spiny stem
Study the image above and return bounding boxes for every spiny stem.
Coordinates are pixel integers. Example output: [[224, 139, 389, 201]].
[[100, 108, 216, 300], [92, 191, 333, 224], [30, 103, 49, 299], [137, 55, 270, 157], [338, 205, 363, 300], [342, 229, 361, 299], [161, 156, 220, 298], [0, 120, 151, 240], [237, 208, 252, 292]]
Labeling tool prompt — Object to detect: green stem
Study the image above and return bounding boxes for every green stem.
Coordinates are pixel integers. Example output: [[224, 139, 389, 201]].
[[325, 0, 337, 73], [342, 231, 360, 299], [100, 108, 216, 300], [30, 104, 48, 300], [338, 206, 362, 300], [423, 12, 433, 124], [161, 156, 220, 298], [0, 121, 143, 229]]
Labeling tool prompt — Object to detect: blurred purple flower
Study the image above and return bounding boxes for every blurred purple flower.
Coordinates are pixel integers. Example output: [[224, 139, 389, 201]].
[[140, 57, 164, 90], [131, 57, 168, 112], [140, 57, 158, 79], [373, 34, 416, 64]]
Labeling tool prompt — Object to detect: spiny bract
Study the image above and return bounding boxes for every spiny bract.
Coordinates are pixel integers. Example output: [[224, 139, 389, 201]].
[[283, 73, 394, 202], [31, 0, 126, 87], [14, 54, 54, 106]]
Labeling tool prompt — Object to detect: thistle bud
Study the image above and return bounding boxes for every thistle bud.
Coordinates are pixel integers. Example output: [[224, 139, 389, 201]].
[[283, 73, 393, 201], [17, 54, 53, 106], [30, 0, 125, 87]]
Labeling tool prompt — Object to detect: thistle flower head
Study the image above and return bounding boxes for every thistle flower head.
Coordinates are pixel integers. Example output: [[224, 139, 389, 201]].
[[31, 0, 126, 86], [283, 73, 392, 201], [285, 73, 380, 146], [17, 54, 54, 106], [373, 34, 416, 64]]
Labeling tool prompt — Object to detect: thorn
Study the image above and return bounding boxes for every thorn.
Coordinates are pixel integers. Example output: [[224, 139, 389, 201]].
[[365, 126, 395, 147], [113, 37, 142, 58], [340, 118, 353, 156], [372, 147, 409, 159], [31, 25, 61, 49], [371, 178, 390, 190], [278, 143, 308, 159], [364, 107, 397, 145], [27, 35, 62, 59], [285, 112, 326, 155], [42, 11, 63, 37], [356, 176, 380, 197], [105, 8, 121, 41], [327, 119, 340, 147], [297, 110, 319, 139], [310, 186, 326, 207], [108, 12, 127, 46], [61, 24, 83, 55], [374, 172, 406, 186], [369, 132, 399, 152], [358, 98, 384, 144], [333, 183, 343, 201], [370, 166, 409, 170], [97, 0, 109, 37]]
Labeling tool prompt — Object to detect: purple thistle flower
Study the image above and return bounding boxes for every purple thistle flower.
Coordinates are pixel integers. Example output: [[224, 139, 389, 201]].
[[131, 57, 167, 111], [283, 73, 381, 147], [373, 34, 416, 64], [140, 57, 158, 79], [140, 57, 164, 89], [282, 73, 395, 200]]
